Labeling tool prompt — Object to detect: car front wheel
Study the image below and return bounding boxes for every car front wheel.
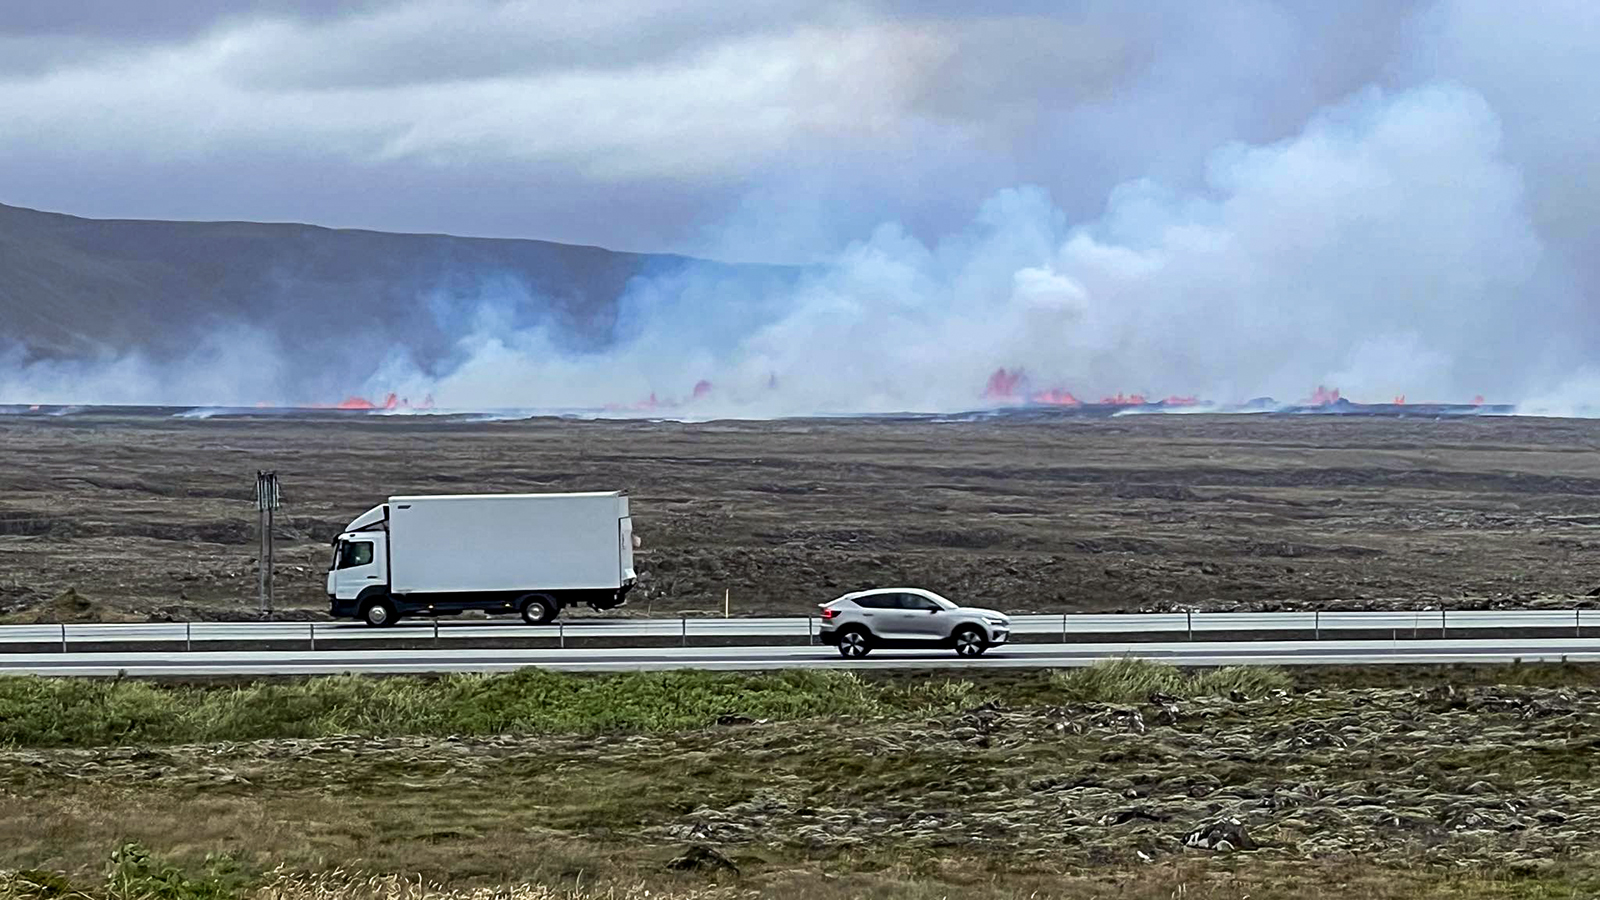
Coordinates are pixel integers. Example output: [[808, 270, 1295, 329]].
[[953, 626, 987, 657]]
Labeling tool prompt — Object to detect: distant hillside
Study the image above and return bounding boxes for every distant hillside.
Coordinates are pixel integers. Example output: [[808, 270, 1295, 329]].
[[0, 202, 792, 400]]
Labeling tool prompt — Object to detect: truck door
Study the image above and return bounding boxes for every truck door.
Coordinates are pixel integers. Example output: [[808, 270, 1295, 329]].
[[332, 534, 388, 600], [618, 516, 637, 583]]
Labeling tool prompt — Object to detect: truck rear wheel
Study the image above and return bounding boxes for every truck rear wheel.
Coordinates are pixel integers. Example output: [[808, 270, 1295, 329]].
[[520, 595, 557, 626], [362, 598, 397, 628]]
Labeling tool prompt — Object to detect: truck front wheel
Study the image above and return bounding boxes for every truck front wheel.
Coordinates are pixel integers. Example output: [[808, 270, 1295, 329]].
[[362, 598, 398, 628], [520, 595, 557, 626]]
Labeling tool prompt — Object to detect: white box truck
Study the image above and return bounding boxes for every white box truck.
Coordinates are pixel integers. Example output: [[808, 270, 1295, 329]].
[[326, 492, 636, 627]]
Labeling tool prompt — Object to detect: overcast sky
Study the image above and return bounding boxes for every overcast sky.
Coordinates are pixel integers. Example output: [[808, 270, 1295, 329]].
[[4, 0, 1600, 411], [0, 1, 1592, 267]]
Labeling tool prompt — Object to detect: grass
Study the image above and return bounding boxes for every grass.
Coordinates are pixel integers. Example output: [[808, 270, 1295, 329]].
[[1291, 661, 1600, 690], [2, 845, 1592, 900], [3, 844, 244, 900], [1048, 658, 1292, 704], [7, 660, 1594, 749], [4, 660, 1600, 897], [9, 662, 1600, 898], [0, 669, 982, 748]]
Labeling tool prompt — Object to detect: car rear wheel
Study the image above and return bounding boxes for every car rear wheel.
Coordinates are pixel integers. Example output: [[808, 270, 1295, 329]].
[[837, 628, 872, 658], [953, 626, 987, 657]]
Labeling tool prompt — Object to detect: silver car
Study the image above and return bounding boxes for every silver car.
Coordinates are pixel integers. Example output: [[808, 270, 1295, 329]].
[[817, 587, 1011, 658]]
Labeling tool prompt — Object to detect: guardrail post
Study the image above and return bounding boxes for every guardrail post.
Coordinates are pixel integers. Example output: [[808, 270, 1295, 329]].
[[309, 623, 316, 652], [1579, 607, 1584, 639], [808, 617, 815, 645], [1441, 608, 1448, 640], [1314, 610, 1320, 641], [60, 623, 67, 653], [681, 617, 687, 647], [1061, 613, 1067, 643], [186, 621, 192, 652], [433, 618, 440, 648], [559, 621, 565, 649], [1186, 610, 1193, 641]]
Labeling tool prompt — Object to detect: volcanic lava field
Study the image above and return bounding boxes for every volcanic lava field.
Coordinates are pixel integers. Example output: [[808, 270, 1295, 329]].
[[3, 410, 1600, 622]]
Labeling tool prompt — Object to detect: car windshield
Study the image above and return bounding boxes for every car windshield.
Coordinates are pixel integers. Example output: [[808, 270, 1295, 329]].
[[927, 594, 958, 610]]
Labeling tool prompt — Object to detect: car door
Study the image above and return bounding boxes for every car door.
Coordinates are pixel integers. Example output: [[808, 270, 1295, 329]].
[[856, 592, 913, 639], [898, 593, 950, 639]]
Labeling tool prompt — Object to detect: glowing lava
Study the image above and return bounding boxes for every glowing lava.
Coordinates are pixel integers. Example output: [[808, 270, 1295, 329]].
[[983, 367, 1197, 408], [1100, 392, 1148, 406], [1307, 385, 1342, 406], [306, 392, 433, 411], [984, 368, 1026, 401], [334, 393, 397, 410], [1031, 388, 1082, 407]]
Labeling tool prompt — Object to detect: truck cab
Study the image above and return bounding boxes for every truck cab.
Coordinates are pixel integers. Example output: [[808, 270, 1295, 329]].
[[328, 504, 392, 623]]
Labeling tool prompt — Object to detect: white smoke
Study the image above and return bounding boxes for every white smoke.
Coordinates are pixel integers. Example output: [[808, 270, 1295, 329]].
[[3, 77, 1594, 417], [0, 327, 297, 407], [1516, 371, 1600, 418], [359, 82, 1582, 416]]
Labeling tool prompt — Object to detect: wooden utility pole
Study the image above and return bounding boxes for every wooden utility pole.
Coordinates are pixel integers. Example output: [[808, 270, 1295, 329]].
[[255, 471, 281, 616]]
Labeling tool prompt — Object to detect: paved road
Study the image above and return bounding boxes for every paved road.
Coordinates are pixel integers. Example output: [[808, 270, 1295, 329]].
[[4, 638, 1599, 676], [0, 609, 1587, 648]]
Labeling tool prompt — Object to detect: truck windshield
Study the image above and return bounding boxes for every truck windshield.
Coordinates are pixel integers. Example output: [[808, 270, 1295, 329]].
[[336, 541, 374, 569]]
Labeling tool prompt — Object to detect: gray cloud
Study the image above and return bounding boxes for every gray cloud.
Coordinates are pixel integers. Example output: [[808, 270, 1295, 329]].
[[3, 0, 1600, 412], [0, 0, 362, 38], [0, 0, 1441, 256]]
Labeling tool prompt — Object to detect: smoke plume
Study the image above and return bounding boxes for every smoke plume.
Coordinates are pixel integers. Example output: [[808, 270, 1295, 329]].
[[2, 2, 1598, 416], [348, 85, 1582, 416]]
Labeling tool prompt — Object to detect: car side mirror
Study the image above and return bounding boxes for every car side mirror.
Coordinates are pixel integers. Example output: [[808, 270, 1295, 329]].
[[928, 607, 940, 613]]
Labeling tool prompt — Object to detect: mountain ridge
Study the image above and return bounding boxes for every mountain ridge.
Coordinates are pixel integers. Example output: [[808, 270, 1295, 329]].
[[0, 200, 792, 401]]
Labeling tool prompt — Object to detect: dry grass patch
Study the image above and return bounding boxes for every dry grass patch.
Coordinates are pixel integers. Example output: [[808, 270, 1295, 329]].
[[3, 854, 1590, 900], [1049, 659, 1292, 703]]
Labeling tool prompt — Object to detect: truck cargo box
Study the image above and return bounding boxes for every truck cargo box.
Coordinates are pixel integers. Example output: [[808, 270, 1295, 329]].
[[388, 492, 634, 595]]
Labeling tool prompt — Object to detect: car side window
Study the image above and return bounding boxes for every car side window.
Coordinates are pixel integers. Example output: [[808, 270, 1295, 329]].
[[854, 594, 894, 610], [903, 594, 939, 611]]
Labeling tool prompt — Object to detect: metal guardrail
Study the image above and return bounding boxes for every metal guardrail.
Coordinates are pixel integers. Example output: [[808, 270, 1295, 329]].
[[0, 608, 1589, 653]]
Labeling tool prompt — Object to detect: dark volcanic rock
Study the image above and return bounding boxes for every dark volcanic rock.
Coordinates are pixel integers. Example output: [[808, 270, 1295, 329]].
[[666, 844, 739, 875], [1185, 817, 1257, 852]]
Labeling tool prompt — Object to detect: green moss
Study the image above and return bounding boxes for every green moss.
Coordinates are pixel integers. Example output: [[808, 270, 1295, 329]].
[[0, 669, 910, 748]]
